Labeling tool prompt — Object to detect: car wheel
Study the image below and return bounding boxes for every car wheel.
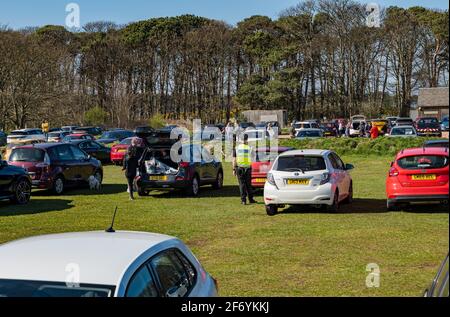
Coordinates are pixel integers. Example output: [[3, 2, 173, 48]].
[[328, 191, 340, 213], [186, 176, 200, 197], [11, 179, 31, 205], [266, 205, 278, 216], [52, 176, 65, 195], [344, 182, 353, 204], [212, 171, 224, 190], [138, 188, 150, 197]]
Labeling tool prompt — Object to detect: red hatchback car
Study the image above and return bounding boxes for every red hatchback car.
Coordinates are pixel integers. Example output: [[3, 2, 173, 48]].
[[110, 137, 133, 165], [251, 147, 294, 189], [386, 147, 449, 211]]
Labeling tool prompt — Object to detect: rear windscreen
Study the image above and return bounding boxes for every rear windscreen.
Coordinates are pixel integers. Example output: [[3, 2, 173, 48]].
[[274, 156, 326, 172], [418, 118, 439, 129], [9, 148, 45, 162], [297, 131, 322, 138], [398, 155, 449, 170], [391, 128, 415, 135]]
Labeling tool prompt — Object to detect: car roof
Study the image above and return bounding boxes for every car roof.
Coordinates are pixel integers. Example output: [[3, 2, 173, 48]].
[[425, 139, 449, 145], [15, 143, 68, 150], [12, 128, 40, 132], [392, 125, 415, 129], [297, 128, 322, 132], [397, 147, 449, 158], [0, 231, 176, 285], [279, 149, 330, 157]]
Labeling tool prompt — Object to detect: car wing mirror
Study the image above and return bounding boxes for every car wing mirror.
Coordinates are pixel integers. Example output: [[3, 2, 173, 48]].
[[390, 162, 394, 167], [345, 164, 355, 171]]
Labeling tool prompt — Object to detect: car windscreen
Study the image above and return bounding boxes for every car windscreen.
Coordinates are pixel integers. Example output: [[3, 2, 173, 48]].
[[397, 155, 449, 170], [48, 132, 61, 137], [396, 120, 413, 125], [294, 123, 311, 129], [120, 138, 133, 145], [274, 155, 326, 172], [0, 279, 114, 297], [297, 131, 322, 138], [10, 131, 29, 136], [391, 127, 415, 135], [9, 148, 45, 162], [417, 118, 439, 129]]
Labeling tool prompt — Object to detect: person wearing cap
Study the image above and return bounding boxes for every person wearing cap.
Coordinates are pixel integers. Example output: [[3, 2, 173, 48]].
[[233, 133, 257, 205]]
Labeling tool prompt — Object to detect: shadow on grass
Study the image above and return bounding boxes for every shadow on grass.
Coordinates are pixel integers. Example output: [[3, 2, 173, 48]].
[[31, 184, 126, 197], [147, 185, 241, 199], [0, 199, 74, 217]]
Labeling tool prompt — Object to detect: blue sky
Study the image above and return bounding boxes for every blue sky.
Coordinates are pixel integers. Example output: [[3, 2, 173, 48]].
[[0, 0, 448, 29]]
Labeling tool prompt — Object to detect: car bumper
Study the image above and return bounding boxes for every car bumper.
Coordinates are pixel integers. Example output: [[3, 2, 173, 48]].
[[31, 179, 53, 189], [388, 195, 449, 204], [137, 178, 190, 190], [111, 153, 126, 162], [264, 183, 334, 206], [417, 132, 442, 137]]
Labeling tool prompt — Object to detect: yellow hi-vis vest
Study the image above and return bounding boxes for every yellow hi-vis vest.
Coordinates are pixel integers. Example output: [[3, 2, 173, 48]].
[[236, 144, 252, 168]]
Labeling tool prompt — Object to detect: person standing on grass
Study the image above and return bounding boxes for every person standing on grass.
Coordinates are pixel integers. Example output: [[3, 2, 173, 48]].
[[123, 137, 144, 201], [370, 124, 379, 139], [233, 134, 257, 205]]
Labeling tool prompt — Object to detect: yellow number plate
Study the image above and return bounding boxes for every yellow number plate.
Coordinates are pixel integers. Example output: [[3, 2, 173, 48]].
[[287, 179, 310, 186], [412, 174, 436, 181], [255, 178, 267, 183], [150, 176, 168, 181]]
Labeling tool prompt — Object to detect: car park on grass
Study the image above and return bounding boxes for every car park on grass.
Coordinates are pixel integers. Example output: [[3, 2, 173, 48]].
[[251, 147, 294, 189], [370, 119, 389, 136], [349, 115, 366, 137], [6, 129, 46, 144], [0, 160, 32, 205], [264, 149, 354, 216], [319, 122, 338, 137], [8, 143, 103, 195], [61, 126, 79, 133], [386, 147, 449, 211], [291, 121, 320, 137], [0, 231, 218, 297]]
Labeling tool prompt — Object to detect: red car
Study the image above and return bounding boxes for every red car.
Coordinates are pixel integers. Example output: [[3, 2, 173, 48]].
[[110, 137, 133, 165], [386, 147, 449, 211], [251, 147, 294, 188]]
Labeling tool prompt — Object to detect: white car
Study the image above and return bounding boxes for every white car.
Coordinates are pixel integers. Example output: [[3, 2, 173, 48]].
[[292, 121, 320, 135], [349, 115, 366, 137], [6, 129, 46, 144], [0, 231, 218, 297], [264, 149, 354, 216], [387, 126, 418, 138]]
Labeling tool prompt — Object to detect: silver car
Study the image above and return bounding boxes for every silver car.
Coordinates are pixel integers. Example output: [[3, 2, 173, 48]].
[[0, 231, 218, 297]]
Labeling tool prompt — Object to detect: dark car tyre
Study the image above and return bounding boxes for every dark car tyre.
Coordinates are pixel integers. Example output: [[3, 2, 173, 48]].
[[266, 205, 278, 216], [137, 187, 150, 197], [343, 182, 353, 204], [328, 191, 340, 213], [186, 176, 200, 197], [212, 171, 224, 190], [11, 179, 31, 205], [53, 176, 65, 195]]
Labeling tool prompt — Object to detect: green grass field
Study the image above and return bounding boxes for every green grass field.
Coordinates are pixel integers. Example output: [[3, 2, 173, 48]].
[[0, 155, 448, 297]]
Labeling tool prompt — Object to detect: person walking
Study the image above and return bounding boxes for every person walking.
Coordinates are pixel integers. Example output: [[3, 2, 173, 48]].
[[123, 137, 144, 200], [233, 134, 256, 205], [338, 121, 345, 137], [370, 124, 379, 140], [225, 121, 234, 142], [41, 119, 49, 140], [345, 122, 351, 137]]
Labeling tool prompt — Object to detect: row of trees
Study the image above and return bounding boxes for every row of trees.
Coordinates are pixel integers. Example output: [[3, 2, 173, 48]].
[[0, 0, 448, 130]]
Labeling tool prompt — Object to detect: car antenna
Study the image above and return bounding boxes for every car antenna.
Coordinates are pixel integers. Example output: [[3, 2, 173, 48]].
[[106, 206, 118, 233]]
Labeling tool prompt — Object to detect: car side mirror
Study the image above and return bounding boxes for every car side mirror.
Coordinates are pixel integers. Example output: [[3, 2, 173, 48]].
[[345, 164, 354, 171], [390, 162, 394, 167]]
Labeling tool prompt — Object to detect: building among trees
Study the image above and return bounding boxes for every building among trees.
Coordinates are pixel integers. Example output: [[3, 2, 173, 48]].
[[417, 87, 449, 120]]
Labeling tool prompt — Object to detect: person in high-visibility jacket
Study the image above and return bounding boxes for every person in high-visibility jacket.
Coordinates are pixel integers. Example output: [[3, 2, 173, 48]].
[[233, 134, 257, 205], [41, 120, 49, 139]]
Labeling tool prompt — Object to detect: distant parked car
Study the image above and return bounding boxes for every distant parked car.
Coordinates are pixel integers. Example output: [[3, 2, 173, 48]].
[[291, 121, 320, 136], [387, 126, 418, 138], [251, 147, 294, 189], [111, 137, 133, 165], [97, 130, 135, 145], [73, 126, 103, 137], [63, 133, 95, 142], [264, 149, 354, 215], [0, 160, 31, 205], [71, 140, 111, 163], [0, 131, 6, 146], [386, 116, 399, 128], [295, 129, 323, 139], [0, 231, 218, 297], [349, 115, 367, 137], [440, 116, 449, 132], [61, 126, 79, 133], [415, 117, 442, 137], [319, 123, 338, 137], [424, 139, 449, 149], [424, 254, 449, 297], [8, 143, 103, 195], [238, 122, 255, 130], [47, 131, 70, 143], [6, 129, 45, 144], [243, 129, 271, 143], [395, 117, 414, 127], [386, 147, 449, 211]]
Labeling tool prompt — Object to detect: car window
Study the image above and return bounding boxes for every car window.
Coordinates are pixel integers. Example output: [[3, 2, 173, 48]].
[[174, 250, 197, 287], [332, 153, 345, 170], [328, 154, 339, 170], [126, 265, 159, 297], [49, 145, 75, 161], [201, 147, 214, 162], [9, 148, 45, 163], [397, 155, 449, 170], [274, 156, 327, 172], [70, 146, 88, 160], [150, 250, 192, 297]]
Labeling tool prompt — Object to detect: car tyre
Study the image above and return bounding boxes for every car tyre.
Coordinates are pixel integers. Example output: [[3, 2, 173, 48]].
[[52, 176, 65, 195], [343, 182, 353, 204], [137, 187, 150, 197], [212, 171, 224, 190], [186, 175, 200, 197], [11, 179, 31, 205], [328, 191, 340, 213], [266, 205, 278, 216]]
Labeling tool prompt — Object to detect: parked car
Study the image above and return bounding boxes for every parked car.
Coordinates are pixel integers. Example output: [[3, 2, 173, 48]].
[[111, 137, 133, 165], [415, 117, 442, 137], [8, 143, 103, 195], [424, 254, 449, 297], [0, 231, 218, 297], [319, 122, 338, 137], [424, 139, 449, 148], [295, 129, 323, 139], [73, 126, 103, 137], [71, 140, 111, 163], [386, 147, 449, 211], [0, 131, 6, 147], [440, 116, 449, 132], [3, 139, 46, 161], [349, 115, 367, 137], [97, 130, 135, 145], [395, 117, 414, 127], [387, 126, 418, 138], [63, 133, 95, 142], [251, 147, 294, 189], [238, 122, 255, 130], [6, 129, 45, 144], [291, 121, 320, 136], [61, 126, 79, 133], [386, 116, 399, 127], [243, 129, 271, 143], [264, 149, 354, 216], [47, 131, 70, 143], [0, 160, 32, 205]]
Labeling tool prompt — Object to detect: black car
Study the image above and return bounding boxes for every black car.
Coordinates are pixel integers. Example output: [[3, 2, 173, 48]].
[[135, 129, 223, 197], [424, 139, 449, 148], [73, 126, 103, 136], [0, 160, 32, 205], [0, 131, 6, 146], [415, 117, 442, 137], [71, 140, 111, 163], [97, 130, 135, 145], [424, 254, 449, 297]]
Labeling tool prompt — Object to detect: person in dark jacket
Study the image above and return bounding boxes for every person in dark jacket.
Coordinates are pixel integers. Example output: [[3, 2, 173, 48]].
[[123, 137, 144, 200]]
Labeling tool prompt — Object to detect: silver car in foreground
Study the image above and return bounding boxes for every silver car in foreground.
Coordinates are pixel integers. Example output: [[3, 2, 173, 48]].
[[0, 231, 218, 297]]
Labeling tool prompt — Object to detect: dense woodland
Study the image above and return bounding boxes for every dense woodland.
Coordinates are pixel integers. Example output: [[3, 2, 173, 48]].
[[0, 0, 448, 130]]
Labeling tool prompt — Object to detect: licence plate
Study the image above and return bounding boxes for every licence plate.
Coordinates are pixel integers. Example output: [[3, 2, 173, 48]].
[[150, 176, 168, 181], [118, 149, 127, 153], [412, 174, 436, 181], [287, 179, 310, 186], [255, 178, 266, 183]]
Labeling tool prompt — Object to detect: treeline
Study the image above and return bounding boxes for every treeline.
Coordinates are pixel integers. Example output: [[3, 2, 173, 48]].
[[0, 0, 448, 130]]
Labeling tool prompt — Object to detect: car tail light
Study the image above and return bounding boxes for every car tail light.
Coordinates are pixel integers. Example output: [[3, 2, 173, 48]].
[[320, 172, 331, 185], [267, 173, 276, 186], [389, 167, 399, 177]]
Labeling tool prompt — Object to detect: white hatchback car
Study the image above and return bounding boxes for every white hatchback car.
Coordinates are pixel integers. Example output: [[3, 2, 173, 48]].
[[264, 150, 354, 216], [0, 231, 218, 297]]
